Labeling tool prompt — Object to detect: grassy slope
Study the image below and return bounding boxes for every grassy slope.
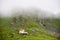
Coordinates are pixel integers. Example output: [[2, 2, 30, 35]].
[[0, 16, 57, 40], [51, 19, 60, 28], [45, 18, 60, 28]]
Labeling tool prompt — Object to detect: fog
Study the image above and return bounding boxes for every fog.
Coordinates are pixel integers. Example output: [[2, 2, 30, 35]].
[[0, 0, 60, 17]]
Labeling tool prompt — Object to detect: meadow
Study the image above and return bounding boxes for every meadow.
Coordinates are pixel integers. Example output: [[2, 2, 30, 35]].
[[0, 15, 60, 40]]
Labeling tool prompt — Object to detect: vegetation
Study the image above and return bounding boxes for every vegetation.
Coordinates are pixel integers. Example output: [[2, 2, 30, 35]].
[[0, 15, 60, 40]]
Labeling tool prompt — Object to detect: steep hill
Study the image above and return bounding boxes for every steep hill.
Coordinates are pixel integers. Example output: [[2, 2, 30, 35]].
[[0, 16, 58, 40]]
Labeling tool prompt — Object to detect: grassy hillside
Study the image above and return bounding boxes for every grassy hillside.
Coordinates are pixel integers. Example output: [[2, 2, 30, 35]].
[[50, 19, 60, 28], [44, 18, 60, 29], [0, 16, 58, 40]]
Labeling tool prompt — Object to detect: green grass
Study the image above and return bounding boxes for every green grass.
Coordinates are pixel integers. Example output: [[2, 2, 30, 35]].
[[45, 18, 60, 28], [51, 19, 60, 28], [0, 16, 58, 40]]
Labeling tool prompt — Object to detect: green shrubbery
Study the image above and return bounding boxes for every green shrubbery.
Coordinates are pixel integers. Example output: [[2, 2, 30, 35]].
[[0, 16, 59, 40]]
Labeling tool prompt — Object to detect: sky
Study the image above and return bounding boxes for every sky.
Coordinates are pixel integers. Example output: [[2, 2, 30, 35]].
[[0, 0, 60, 16]]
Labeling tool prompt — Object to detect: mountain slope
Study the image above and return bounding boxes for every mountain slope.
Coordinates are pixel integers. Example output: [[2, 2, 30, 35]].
[[0, 16, 57, 40]]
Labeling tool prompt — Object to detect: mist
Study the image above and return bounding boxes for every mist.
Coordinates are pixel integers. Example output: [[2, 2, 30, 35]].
[[0, 0, 60, 18]]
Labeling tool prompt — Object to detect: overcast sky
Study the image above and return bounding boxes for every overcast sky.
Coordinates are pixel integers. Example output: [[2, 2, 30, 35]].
[[0, 0, 60, 16]]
